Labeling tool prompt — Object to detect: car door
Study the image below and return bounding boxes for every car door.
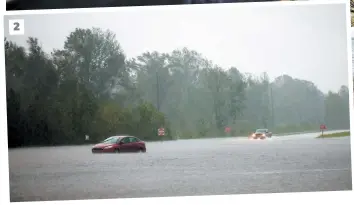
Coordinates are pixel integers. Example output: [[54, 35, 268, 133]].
[[129, 137, 140, 152], [119, 137, 133, 152]]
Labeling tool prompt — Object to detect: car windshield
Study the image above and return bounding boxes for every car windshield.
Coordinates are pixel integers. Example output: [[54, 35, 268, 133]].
[[101, 137, 120, 144], [255, 129, 267, 133]]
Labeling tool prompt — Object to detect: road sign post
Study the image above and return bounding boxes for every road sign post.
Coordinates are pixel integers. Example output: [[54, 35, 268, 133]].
[[320, 124, 327, 137], [224, 127, 231, 136]]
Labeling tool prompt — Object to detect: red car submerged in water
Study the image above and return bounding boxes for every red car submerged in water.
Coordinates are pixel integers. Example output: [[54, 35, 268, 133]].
[[92, 136, 146, 153]]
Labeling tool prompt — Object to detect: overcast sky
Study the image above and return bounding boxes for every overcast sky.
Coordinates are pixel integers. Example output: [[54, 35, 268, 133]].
[[4, 2, 349, 93]]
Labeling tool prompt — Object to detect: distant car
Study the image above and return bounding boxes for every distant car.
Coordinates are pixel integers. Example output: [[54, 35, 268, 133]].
[[92, 136, 146, 153], [249, 129, 272, 140]]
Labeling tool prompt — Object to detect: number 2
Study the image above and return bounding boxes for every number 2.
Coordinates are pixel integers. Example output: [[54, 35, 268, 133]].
[[13, 22, 20, 31]]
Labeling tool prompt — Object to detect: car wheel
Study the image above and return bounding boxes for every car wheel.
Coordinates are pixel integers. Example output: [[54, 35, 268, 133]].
[[139, 148, 146, 153], [114, 148, 120, 153]]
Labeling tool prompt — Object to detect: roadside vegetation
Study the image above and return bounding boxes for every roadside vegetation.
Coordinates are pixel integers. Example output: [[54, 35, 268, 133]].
[[317, 131, 350, 138], [5, 28, 350, 147], [351, 0, 354, 27]]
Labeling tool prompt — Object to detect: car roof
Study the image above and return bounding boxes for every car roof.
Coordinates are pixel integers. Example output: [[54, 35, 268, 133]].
[[105, 136, 123, 140], [112, 135, 138, 139], [104, 136, 117, 139]]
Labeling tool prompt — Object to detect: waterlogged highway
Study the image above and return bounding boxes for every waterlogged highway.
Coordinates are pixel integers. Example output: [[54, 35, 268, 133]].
[[8, 131, 352, 202]]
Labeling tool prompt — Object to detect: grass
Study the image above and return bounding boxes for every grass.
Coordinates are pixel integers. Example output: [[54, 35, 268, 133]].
[[317, 131, 350, 138]]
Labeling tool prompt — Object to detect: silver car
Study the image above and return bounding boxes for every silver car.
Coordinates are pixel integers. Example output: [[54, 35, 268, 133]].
[[249, 129, 272, 139]]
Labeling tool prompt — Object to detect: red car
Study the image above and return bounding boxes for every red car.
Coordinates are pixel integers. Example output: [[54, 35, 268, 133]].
[[92, 136, 146, 153]]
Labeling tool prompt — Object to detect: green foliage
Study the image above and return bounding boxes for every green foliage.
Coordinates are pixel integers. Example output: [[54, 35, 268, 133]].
[[273, 124, 318, 134], [324, 86, 350, 130], [5, 29, 171, 148], [317, 131, 350, 138], [5, 27, 350, 147]]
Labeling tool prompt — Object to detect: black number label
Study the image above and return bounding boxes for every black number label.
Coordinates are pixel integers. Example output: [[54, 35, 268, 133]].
[[13, 22, 20, 31]]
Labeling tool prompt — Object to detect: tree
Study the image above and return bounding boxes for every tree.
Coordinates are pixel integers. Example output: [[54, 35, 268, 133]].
[[6, 37, 60, 146], [325, 86, 350, 130], [128, 51, 172, 111], [62, 27, 131, 100], [5, 27, 350, 147]]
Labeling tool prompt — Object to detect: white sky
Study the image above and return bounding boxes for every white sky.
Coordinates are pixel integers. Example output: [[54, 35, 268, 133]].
[[4, 2, 349, 93]]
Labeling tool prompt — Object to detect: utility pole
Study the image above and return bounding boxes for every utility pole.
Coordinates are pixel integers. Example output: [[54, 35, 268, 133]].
[[270, 86, 275, 129], [156, 68, 160, 111], [263, 72, 275, 130]]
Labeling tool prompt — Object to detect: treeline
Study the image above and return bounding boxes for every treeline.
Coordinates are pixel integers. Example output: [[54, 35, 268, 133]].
[[5, 27, 350, 148]]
